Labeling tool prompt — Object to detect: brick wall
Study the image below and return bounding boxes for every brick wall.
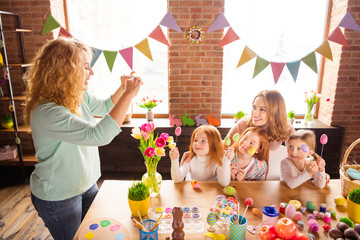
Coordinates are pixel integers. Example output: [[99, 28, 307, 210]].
[[319, 0, 360, 163], [168, 0, 224, 122]]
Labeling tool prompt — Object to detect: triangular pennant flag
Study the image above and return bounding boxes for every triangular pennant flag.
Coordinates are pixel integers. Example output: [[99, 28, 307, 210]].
[[41, 13, 61, 35], [286, 61, 301, 82], [119, 47, 133, 70], [270, 62, 285, 84], [237, 46, 256, 68], [58, 27, 72, 38], [339, 11, 360, 31], [301, 52, 317, 74], [135, 38, 153, 61], [103, 51, 118, 72], [315, 40, 333, 61], [160, 11, 182, 32], [253, 57, 269, 78], [218, 27, 240, 48], [206, 12, 230, 33], [328, 27, 349, 47], [149, 25, 170, 46], [90, 47, 103, 67]]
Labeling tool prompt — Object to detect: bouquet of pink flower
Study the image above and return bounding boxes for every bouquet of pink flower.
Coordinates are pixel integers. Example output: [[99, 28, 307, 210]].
[[137, 96, 162, 111]]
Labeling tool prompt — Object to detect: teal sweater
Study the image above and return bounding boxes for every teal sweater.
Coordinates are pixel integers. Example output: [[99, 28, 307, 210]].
[[30, 91, 121, 201]]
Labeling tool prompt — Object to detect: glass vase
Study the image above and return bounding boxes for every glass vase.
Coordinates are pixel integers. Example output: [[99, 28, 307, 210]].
[[142, 161, 162, 197], [304, 106, 314, 125]]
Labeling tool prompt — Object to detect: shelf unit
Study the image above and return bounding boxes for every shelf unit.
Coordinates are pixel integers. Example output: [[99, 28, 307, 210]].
[[0, 11, 34, 180]]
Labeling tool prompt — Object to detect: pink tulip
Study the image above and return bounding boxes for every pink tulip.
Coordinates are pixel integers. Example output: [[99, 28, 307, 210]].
[[141, 123, 151, 132], [160, 133, 169, 141], [326, 98, 330, 102], [144, 147, 155, 157], [155, 137, 166, 148], [141, 130, 149, 140]]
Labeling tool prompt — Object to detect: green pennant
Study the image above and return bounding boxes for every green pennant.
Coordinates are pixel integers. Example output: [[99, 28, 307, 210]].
[[301, 52, 317, 74], [103, 51, 118, 72], [253, 56, 269, 78], [41, 14, 61, 35]]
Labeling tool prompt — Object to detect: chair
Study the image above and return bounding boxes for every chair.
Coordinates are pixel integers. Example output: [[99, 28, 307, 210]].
[[266, 145, 288, 180]]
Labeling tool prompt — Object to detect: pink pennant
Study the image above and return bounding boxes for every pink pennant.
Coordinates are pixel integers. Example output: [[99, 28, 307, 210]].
[[328, 27, 349, 47], [119, 47, 133, 70], [160, 11, 182, 32], [206, 12, 230, 33], [58, 27, 72, 38], [270, 62, 285, 84], [218, 27, 240, 48], [149, 25, 170, 46], [339, 12, 360, 32]]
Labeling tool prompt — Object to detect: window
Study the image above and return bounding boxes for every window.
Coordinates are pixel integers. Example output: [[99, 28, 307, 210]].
[[66, 0, 168, 114], [222, 0, 329, 115]]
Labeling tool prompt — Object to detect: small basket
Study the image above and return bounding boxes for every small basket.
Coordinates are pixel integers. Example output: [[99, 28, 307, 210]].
[[340, 138, 360, 197]]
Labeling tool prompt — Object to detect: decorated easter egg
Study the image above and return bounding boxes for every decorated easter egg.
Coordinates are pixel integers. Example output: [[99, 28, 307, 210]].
[[320, 134, 328, 145], [293, 212, 303, 221], [191, 180, 200, 188], [285, 204, 296, 219], [232, 133, 240, 143], [248, 147, 256, 156], [301, 144, 309, 153], [175, 126, 182, 136], [347, 168, 360, 180], [288, 200, 301, 210], [308, 219, 320, 233], [224, 186, 236, 195], [334, 196, 346, 206], [245, 197, 253, 207], [252, 208, 260, 215], [207, 212, 217, 226], [306, 201, 316, 211], [224, 137, 231, 146]]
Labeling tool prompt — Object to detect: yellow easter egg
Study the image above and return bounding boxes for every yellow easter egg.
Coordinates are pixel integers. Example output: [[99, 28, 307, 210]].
[[289, 200, 301, 210], [334, 196, 346, 206]]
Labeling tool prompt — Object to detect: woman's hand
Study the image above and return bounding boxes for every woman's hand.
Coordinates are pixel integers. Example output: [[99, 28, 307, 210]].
[[169, 147, 179, 161], [180, 151, 191, 166], [317, 157, 326, 172], [124, 76, 142, 98]]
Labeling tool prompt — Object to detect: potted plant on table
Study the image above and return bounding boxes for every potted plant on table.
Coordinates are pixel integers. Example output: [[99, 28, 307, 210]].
[[347, 187, 360, 222], [128, 181, 150, 217], [137, 96, 162, 122], [288, 110, 295, 125]]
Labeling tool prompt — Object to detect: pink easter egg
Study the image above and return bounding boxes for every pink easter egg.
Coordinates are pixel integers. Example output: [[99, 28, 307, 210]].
[[285, 204, 296, 219], [175, 126, 182, 136], [245, 197, 253, 207], [293, 212, 303, 221], [320, 134, 328, 145]]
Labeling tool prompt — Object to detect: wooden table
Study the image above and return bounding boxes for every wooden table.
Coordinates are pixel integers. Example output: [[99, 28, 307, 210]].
[[74, 180, 348, 239]]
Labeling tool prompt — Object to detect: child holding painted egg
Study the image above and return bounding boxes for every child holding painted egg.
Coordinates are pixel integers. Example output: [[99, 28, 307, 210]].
[[169, 125, 233, 187], [280, 130, 328, 189], [230, 127, 270, 181]]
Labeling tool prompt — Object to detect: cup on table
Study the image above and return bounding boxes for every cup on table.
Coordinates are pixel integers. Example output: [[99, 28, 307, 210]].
[[138, 219, 158, 240], [229, 215, 247, 240]]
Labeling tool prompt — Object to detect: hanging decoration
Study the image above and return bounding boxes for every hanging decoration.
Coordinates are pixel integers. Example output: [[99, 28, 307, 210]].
[[208, 11, 360, 84], [40, 11, 182, 72], [186, 26, 204, 44]]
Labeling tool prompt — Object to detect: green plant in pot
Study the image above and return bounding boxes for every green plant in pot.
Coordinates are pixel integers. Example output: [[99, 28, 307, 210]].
[[347, 187, 360, 223], [288, 110, 295, 125], [234, 111, 245, 123], [128, 181, 150, 217]]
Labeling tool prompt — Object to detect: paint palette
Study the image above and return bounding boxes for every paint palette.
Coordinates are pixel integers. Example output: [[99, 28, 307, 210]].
[[78, 218, 130, 240], [148, 206, 204, 234]]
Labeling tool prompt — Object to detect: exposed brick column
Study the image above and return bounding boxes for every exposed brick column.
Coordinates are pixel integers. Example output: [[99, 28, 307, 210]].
[[168, 0, 224, 122]]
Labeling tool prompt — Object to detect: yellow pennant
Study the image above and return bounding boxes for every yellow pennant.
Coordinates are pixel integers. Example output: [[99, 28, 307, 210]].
[[237, 46, 256, 68], [315, 40, 333, 61], [135, 38, 153, 61]]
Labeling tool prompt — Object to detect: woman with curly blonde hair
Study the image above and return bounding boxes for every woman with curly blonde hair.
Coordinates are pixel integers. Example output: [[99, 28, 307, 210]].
[[24, 37, 142, 240]]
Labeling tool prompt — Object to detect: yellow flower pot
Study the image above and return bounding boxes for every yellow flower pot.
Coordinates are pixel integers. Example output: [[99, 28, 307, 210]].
[[347, 197, 360, 223], [128, 195, 150, 217]]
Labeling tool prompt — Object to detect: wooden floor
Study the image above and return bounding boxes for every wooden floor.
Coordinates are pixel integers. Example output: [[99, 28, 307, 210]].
[[0, 171, 171, 240]]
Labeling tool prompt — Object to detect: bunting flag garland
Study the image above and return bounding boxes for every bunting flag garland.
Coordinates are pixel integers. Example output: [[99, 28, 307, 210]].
[[90, 47, 103, 68], [328, 27, 349, 47], [315, 40, 333, 61], [253, 57, 269, 78], [160, 11, 182, 32], [339, 11, 360, 31], [119, 47, 133, 70], [237, 46, 256, 68], [271, 62, 285, 84], [103, 51, 118, 72], [41, 14, 60, 35], [286, 61, 301, 82], [301, 52, 318, 74], [135, 38, 153, 61], [149, 25, 170, 46], [218, 27, 239, 48], [40, 11, 180, 71], [206, 12, 230, 33]]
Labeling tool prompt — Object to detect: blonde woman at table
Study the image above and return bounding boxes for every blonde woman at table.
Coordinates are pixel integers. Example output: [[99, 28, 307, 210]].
[[280, 130, 328, 189], [230, 127, 269, 181], [169, 125, 234, 187], [23, 38, 142, 240]]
